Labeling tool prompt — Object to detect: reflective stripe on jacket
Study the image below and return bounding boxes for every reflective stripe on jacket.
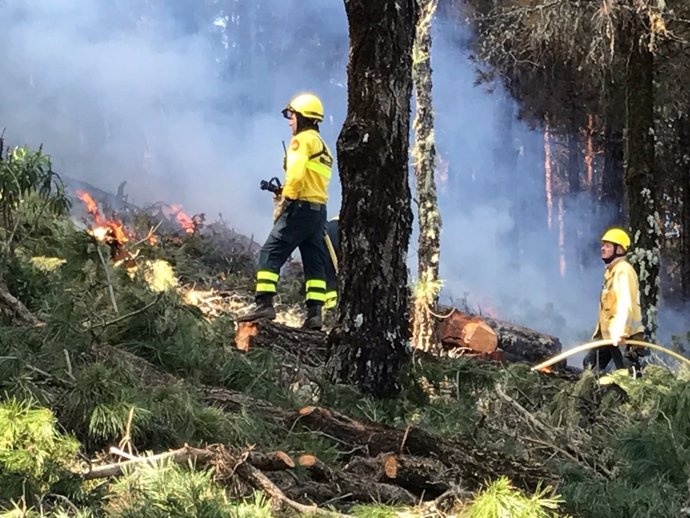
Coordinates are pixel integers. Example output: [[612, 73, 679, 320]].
[[282, 129, 333, 203], [593, 257, 644, 343]]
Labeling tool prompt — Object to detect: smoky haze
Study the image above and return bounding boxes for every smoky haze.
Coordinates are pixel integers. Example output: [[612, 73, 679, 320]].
[[3, 1, 677, 356]]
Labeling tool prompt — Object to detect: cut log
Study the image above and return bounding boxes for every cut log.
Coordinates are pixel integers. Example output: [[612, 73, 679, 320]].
[[436, 312, 497, 353], [236, 321, 259, 352], [344, 454, 451, 497], [296, 406, 555, 492], [483, 315, 561, 363], [298, 455, 333, 482], [248, 451, 295, 471], [295, 454, 416, 505], [436, 307, 561, 363], [234, 320, 328, 365]]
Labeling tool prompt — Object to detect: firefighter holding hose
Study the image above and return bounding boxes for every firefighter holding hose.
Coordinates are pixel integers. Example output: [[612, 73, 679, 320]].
[[583, 227, 647, 375]]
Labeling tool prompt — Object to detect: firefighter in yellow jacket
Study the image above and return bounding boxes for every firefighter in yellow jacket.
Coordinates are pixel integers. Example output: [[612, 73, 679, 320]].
[[583, 227, 646, 373], [237, 93, 333, 330]]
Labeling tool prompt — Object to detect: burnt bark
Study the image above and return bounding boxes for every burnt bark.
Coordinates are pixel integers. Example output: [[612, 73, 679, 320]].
[[412, 0, 442, 354], [326, 0, 417, 398], [623, 19, 660, 339]]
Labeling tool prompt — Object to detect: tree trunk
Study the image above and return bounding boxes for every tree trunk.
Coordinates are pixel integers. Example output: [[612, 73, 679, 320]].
[[411, 0, 442, 354], [326, 0, 417, 398], [680, 116, 690, 303], [600, 123, 625, 227], [624, 21, 660, 340]]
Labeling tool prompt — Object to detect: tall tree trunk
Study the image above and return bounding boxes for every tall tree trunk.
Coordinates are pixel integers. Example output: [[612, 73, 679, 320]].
[[565, 127, 582, 276], [624, 20, 660, 340], [326, 0, 417, 398], [411, 0, 441, 354], [600, 122, 625, 227], [680, 115, 690, 304]]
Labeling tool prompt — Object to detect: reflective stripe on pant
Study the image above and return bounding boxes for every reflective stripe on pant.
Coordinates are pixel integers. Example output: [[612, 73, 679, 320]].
[[324, 290, 337, 309], [255, 269, 279, 295], [256, 201, 327, 305], [306, 279, 327, 303]]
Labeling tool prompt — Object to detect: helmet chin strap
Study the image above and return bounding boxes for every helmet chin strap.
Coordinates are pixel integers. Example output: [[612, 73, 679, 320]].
[[602, 248, 626, 264]]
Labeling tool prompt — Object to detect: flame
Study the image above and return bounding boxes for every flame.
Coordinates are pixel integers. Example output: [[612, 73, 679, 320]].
[[167, 204, 198, 234], [544, 126, 553, 230], [167, 204, 196, 234], [75, 190, 129, 245]]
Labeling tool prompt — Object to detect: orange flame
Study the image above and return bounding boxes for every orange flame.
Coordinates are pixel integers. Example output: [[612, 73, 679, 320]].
[[75, 190, 129, 244], [170, 205, 196, 234], [168, 204, 196, 234]]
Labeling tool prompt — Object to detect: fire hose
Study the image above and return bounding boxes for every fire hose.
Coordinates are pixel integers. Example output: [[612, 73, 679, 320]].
[[531, 338, 690, 372], [324, 233, 338, 274]]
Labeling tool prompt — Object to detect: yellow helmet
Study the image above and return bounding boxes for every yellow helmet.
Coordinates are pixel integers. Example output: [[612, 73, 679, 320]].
[[601, 227, 631, 252], [282, 93, 324, 122]]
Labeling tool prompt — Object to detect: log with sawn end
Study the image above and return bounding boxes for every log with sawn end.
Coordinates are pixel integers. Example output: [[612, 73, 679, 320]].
[[435, 306, 562, 363]]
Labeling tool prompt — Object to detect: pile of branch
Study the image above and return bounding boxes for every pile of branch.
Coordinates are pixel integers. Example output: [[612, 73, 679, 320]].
[[89, 344, 558, 512], [235, 309, 562, 366]]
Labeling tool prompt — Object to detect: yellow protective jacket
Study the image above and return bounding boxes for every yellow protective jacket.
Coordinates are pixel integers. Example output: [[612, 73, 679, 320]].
[[593, 257, 644, 343], [282, 129, 333, 204]]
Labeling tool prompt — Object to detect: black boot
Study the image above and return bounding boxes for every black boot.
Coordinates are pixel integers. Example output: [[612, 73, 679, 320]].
[[236, 295, 276, 322], [302, 304, 323, 330]]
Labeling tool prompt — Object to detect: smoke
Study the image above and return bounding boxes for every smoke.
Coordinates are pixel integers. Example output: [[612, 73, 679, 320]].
[[1, 1, 684, 357], [0, 0, 348, 240]]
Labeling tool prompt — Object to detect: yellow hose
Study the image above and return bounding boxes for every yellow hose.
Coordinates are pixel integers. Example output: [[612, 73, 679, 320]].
[[531, 339, 690, 372], [324, 233, 338, 274]]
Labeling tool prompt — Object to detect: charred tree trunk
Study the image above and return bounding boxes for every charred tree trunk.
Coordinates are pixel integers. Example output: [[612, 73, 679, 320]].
[[411, 0, 442, 354], [326, 0, 417, 398], [624, 21, 660, 340]]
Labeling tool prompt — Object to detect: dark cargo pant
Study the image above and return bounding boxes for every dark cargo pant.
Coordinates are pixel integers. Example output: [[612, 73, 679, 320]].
[[254, 200, 328, 307], [582, 332, 645, 372]]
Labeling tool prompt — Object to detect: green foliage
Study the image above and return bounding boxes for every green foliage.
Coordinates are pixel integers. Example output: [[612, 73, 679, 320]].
[[0, 399, 80, 505], [462, 477, 568, 518], [107, 462, 275, 518], [57, 362, 263, 451], [560, 474, 685, 518], [349, 503, 405, 518], [0, 138, 69, 272]]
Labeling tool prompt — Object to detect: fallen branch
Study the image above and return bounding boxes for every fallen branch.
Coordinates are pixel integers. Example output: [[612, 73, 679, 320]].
[[84, 294, 162, 330], [0, 281, 44, 326], [494, 384, 612, 478], [84, 444, 295, 480], [82, 444, 212, 480], [234, 461, 349, 517]]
